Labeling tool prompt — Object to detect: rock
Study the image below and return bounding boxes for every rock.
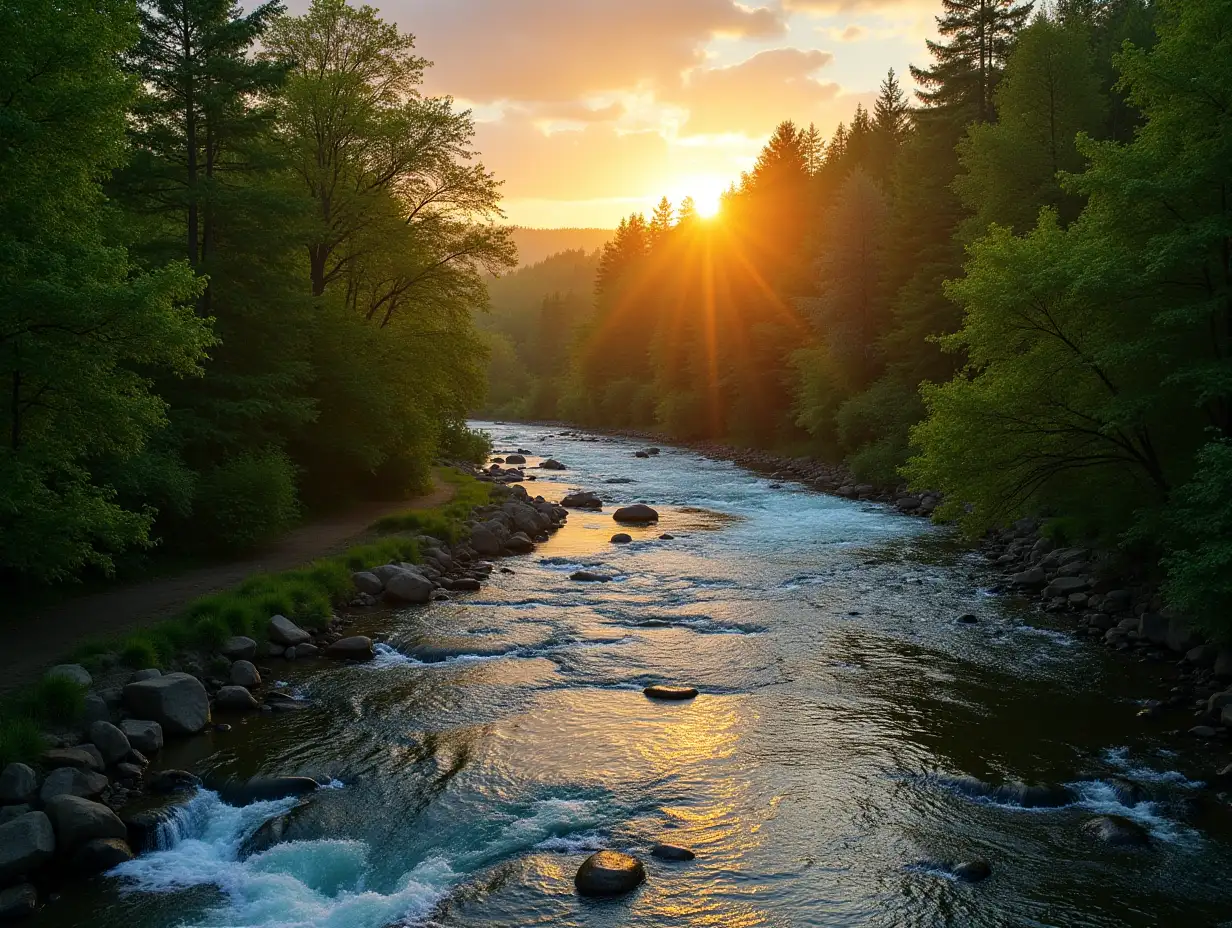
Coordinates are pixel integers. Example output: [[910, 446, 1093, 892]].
[[47, 664, 91, 688], [295, 643, 319, 658], [70, 837, 133, 875], [1138, 613, 1170, 646], [214, 686, 259, 711], [45, 795, 126, 849], [634, 451, 650, 459], [229, 660, 262, 688], [644, 685, 698, 701], [1186, 644, 1218, 667], [650, 843, 695, 861], [383, 567, 434, 604], [119, 720, 163, 755], [351, 571, 384, 596], [147, 769, 200, 795], [123, 672, 211, 735], [561, 491, 602, 510], [1222, 705, 1232, 727], [540, 459, 566, 470], [88, 721, 131, 767], [129, 668, 162, 683], [614, 504, 659, 523], [645, 448, 660, 456], [957, 613, 979, 624], [268, 615, 311, 646], [1043, 576, 1089, 598], [1081, 815, 1150, 847], [40, 748, 103, 773], [0, 764, 38, 805], [570, 571, 613, 582], [113, 763, 144, 783], [39, 768, 108, 802], [895, 496, 921, 512], [468, 525, 502, 556], [659, 533, 675, 540], [0, 813, 54, 882], [1214, 649, 1232, 679], [450, 578, 482, 592], [504, 453, 527, 465], [1189, 725, 1217, 738], [0, 806, 31, 826], [216, 776, 319, 806], [0, 885, 37, 922], [1166, 616, 1201, 654], [1010, 568, 1046, 589], [953, 859, 992, 883], [574, 850, 646, 897], [325, 636, 375, 660], [220, 636, 258, 662], [504, 532, 534, 554]]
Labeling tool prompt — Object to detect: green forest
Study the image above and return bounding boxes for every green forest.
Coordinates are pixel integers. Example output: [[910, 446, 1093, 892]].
[[2, 0, 510, 588], [484, 0, 1232, 635]]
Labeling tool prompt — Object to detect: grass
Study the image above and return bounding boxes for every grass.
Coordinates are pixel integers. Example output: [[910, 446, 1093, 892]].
[[0, 469, 498, 767]]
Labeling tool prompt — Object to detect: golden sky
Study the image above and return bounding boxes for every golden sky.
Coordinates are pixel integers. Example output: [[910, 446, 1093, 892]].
[[296, 0, 940, 228]]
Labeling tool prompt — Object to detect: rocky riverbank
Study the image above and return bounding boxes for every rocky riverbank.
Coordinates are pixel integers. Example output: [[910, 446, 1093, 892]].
[[0, 481, 570, 921]]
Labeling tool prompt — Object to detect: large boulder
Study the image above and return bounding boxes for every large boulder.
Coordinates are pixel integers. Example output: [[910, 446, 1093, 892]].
[[504, 453, 527, 465], [214, 686, 259, 712], [70, 837, 133, 875], [123, 672, 211, 735], [268, 615, 311, 647], [216, 776, 319, 806], [351, 571, 383, 596], [540, 459, 566, 470], [0, 813, 54, 882], [0, 764, 38, 805], [1138, 613, 1170, 646], [325, 636, 375, 660], [1010, 567, 1046, 589], [383, 567, 434, 604], [504, 532, 534, 554], [220, 636, 257, 662], [1081, 815, 1150, 847], [83, 693, 112, 725], [119, 720, 163, 755], [47, 664, 91, 688], [45, 795, 126, 850], [0, 885, 37, 922], [561, 491, 602, 510], [229, 660, 261, 688], [644, 685, 698, 701], [613, 504, 659, 524], [88, 721, 131, 767], [41, 748, 103, 773], [1043, 576, 1089, 598], [574, 850, 646, 896], [468, 525, 502, 556], [39, 768, 108, 802]]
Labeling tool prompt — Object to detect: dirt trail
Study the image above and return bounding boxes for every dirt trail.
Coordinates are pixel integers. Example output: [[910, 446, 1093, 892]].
[[3, 480, 454, 692]]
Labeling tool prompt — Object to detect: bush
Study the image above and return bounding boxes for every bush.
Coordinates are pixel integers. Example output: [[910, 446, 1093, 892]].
[[439, 421, 492, 465], [0, 716, 43, 768], [26, 675, 86, 726], [195, 449, 301, 553]]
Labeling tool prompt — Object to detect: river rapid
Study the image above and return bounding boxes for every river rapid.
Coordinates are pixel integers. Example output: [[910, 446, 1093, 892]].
[[36, 422, 1232, 928]]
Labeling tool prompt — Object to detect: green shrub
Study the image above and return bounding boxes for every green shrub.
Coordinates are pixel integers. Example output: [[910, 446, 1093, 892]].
[[439, 421, 492, 465], [1163, 440, 1232, 642], [120, 635, 162, 669], [0, 716, 43, 768], [195, 449, 301, 553], [27, 675, 86, 726]]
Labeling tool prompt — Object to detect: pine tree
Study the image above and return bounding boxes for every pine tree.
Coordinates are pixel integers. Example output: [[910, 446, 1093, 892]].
[[873, 69, 912, 144], [802, 122, 824, 174], [649, 197, 674, 247], [911, 0, 1034, 122]]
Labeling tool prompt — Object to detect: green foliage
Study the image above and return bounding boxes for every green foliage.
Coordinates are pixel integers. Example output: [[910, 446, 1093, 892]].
[[1163, 441, 1232, 640], [0, 716, 44, 769], [26, 676, 87, 727], [194, 450, 301, 553], [439, 423, 492, 465]]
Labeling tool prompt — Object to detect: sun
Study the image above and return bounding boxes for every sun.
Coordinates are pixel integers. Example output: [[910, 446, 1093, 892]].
[[670, 175, 726, 220]]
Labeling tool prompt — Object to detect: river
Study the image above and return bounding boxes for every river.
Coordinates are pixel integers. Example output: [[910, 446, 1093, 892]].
[[35, 422, 1232, 928]]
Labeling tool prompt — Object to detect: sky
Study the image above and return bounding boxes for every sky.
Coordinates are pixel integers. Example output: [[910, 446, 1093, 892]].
[[302, 0, 941, 229]]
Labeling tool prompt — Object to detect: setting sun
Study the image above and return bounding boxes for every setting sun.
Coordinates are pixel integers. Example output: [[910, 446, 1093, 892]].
[[671, 175, 727, 220]]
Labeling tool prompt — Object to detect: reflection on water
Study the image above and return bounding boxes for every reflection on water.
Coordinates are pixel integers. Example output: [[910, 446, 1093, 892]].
[[34, 422, 1232, 928]]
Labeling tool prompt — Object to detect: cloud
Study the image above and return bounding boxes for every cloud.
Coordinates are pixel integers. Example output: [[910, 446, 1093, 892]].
[[402, 0, 788, 103], [671, 48, 840, 135]]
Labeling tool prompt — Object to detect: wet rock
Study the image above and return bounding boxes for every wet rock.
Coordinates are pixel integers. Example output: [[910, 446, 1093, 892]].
[[614, 504, 659, 523], [47, 664, 92, 688], [123, 672, 211, 735], [1010, 568, 1046, 589], [215, 685, 259, 711], [659, 533, 675, 540], [561, 491, 603, 510], [1044, 577, 1089, 598], [646, 448, 660, 456], [268, 615, 311, 647], [643, 685, 699, 701], [40, 748, 103, 773], [450, 577, 482, 592], [504, 532, 534, 554], [953, 859, 992, 883], [119, 793, 194, 850], [939, 775, 1073, 808], [611, 533, 632, 544], [383, 567, 434, 604], [44, 795, 125, 849], [540, 459, 566, 470], [216, 776, 319, 806], [146, 769, 200, 795], [895, 496, 921, 512], [0, 764, 38, 805], [295, 643, 320, 658], [351, 571, 384, 596], [113, 763, 144, 784], [504, 454, 527, 465], [570, 571, 613, 582], [230, 660, 262, 688], [0, 813, 55, 883], [120, 719, 163, 755], [39, 767, 108, 803], [650, 843, 695, 861], [69, 837, 133, 875], [325, 636, 375, 660], [88, 720, 131, 767], [1081, 815, 1150, 847], [574, 850, 646, 896], [0, 884, 37, 921], [634, 451, 650, 459], [221, 636, 258, 662], [957, 614, 979, 624]]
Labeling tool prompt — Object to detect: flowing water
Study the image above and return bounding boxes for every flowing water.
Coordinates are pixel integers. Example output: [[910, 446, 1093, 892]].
[[36, 422, 1232, 928]]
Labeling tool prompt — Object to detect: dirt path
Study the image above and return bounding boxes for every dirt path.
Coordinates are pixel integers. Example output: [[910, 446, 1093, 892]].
[[3, 480, 454, 692]]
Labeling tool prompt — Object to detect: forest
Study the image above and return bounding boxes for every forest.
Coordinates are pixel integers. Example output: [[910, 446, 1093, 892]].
[[484, 0, 1232, 635], [2, 0, 510, 588]]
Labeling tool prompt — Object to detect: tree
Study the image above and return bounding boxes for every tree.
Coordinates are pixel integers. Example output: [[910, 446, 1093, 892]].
[[649, 197, 674, 247], [911, 0, 1035, 122], [0, 0, 211, 580], [873, 69, 912, 144], [954, 16, 1107, 238]]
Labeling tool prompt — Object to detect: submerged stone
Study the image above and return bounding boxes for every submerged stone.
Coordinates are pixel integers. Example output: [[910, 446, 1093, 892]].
[[575, 850, 646, 896]]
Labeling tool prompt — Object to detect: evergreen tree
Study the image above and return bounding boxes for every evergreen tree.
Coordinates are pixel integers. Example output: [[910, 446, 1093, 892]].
[[911, 0, 1035, 122]]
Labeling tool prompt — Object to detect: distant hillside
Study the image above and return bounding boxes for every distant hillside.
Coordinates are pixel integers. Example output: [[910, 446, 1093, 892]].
[[510, 227, 613, 267]]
